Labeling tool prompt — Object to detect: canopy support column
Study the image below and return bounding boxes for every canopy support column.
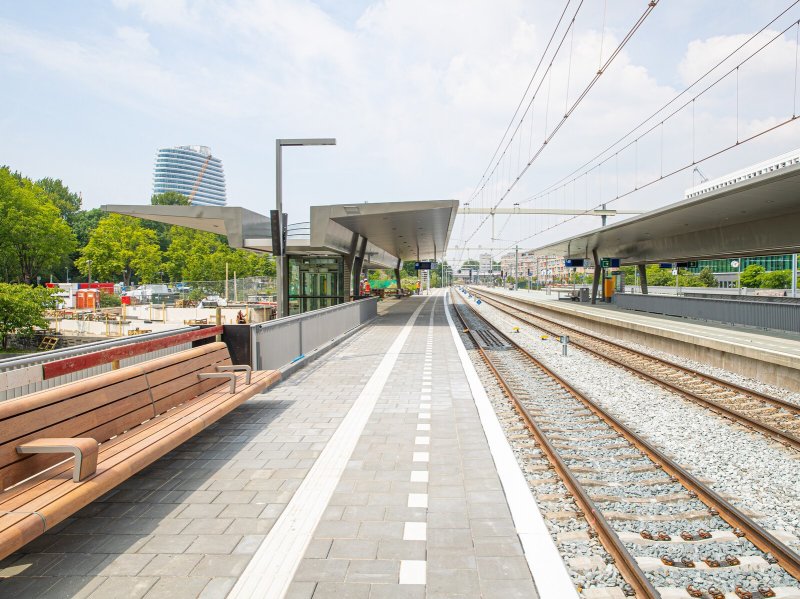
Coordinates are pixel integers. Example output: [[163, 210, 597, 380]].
[[591, 249, 601, 305], [638, 264, 649, 295]]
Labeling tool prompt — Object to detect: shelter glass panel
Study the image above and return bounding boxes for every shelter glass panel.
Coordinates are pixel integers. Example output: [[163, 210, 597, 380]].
[[288, 256, 344, 315]]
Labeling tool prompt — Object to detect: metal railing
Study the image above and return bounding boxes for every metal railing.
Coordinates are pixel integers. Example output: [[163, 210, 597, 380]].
[[0, 327, 205, 401], [251, 298, 378, 370], [613, 293, 800, 334]]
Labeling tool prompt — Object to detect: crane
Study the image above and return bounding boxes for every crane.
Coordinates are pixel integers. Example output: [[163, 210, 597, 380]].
[[187, 155, 212, 204]]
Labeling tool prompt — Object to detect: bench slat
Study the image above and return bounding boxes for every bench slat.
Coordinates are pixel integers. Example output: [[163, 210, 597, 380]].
[[0, 371, 275, 544], [0, 341, 279, 562]]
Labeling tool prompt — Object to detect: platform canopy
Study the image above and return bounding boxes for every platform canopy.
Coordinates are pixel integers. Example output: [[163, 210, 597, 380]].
[[533, 160, 800, 264], [102, 199, 459, 269]]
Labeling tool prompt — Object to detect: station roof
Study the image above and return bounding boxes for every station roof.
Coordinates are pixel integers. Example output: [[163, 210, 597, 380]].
[[102, 199, 459, 269], [532, 160, 800, 264]]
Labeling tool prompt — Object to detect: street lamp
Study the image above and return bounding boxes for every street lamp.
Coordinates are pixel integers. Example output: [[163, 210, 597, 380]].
[[86, 260, 93, 287], [275, 138, 336, 318]]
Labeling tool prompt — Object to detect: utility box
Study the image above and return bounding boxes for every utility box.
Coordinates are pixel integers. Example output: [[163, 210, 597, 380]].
[[603, 276, 615, 300], [578, 288, 589, 302]]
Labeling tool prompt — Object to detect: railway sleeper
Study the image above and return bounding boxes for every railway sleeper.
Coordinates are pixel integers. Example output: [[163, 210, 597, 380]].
[[637, 554, 771, 572]]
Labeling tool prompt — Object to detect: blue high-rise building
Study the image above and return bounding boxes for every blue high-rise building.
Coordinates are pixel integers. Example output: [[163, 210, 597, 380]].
[[153, 145, 227, 207]]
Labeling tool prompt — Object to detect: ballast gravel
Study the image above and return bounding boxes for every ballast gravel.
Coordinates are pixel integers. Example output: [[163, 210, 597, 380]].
[[470, 294, 800, 547], [452, 290, 800, 596]]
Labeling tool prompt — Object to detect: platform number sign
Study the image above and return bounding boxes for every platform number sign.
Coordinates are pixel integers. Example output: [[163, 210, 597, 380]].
[[600, 258, 619, 268]]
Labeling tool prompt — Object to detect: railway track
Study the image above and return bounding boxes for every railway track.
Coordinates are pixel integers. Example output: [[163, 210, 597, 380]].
[[451, 290, 800, 599], [466, 286, 800, 452]]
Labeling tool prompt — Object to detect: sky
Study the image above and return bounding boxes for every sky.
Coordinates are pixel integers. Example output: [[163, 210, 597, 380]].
[[2, 0, 800, 267]]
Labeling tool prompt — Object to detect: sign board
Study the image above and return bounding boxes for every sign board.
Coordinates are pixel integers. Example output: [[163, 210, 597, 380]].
[[414, 261, 433, 270], [672, 269, 678, 276], [564, 259, 585, 267], [731, 260, 740, 268], [659, 263, 673, 269], [676, 261, 699, 268], [600, 258, 620, 268]]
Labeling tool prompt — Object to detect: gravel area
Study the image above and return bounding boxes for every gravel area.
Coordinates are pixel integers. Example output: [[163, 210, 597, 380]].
[[451, 290, 800, 596], [496, 289, 800, 407], [468, 292, 800, 546], [450, 299, 627, 594]]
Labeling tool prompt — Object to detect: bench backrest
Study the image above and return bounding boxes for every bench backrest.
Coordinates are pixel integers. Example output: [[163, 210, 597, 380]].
[[0, 342, 233, 490]]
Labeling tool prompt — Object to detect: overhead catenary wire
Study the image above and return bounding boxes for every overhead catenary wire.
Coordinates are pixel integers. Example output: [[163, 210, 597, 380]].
[[506, 15, 800, 250], [466, 0, 576, 203], [522, 0, 800, 206], [460, 0, 660, 250]]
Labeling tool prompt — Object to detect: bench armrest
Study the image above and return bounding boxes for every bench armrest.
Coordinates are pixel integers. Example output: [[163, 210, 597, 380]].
[[16, 438, 98, 482], [216, 364, 251, 385], [198, 372, 236, 394]]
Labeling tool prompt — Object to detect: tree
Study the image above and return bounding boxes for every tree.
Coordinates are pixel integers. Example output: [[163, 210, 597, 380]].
[[619, 266, 636, 285], [739, 264, 765, 288], [696, 267, 716, 287], [760, 270, 791, 289], [645, 264, 674, 286], [145, 192, 191, 252], [77, 215, 162, 285], [36, 177, 82, 219], [0, 284, 59, 349], [0, 168, 77, 284], [164, 227, 274, 285], [151, 191, 189, 206], [67, 208, 105, 249]]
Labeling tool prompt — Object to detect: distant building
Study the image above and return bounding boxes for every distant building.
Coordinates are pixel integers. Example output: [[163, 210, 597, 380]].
[[479, 253, 493, 275], [153, 145, 227, 207]]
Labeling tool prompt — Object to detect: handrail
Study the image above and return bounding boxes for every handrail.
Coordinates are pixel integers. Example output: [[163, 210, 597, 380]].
[[0, 326, 201, 371]]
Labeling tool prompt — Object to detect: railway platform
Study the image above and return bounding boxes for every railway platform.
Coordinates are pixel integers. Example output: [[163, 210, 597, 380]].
[[0, 290, 574, 599], [477, 287, 800, 392]]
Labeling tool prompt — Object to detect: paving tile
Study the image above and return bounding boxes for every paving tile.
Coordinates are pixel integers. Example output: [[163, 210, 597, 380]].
[[138, 534, 196, 554], [426, 568, 481, 597], [143, 576, 211, 599], [42, 552, 109, 576], [479, 577, 540, 599], [294, 558, 350, 582], [345, 559, 399, 583], [198, 577, 238, 599], [475, 556, 533, 580], [376, 539, 426, 560], [86, 576, 159, 599], [190, 554, 251, 577], [140, 553, 204, 576], [89, 553, 155, 576], [312, 581, 371, 599], [329, 539, 379, 559], [368, 583, 426, 599], [185, 534, 242, 554]]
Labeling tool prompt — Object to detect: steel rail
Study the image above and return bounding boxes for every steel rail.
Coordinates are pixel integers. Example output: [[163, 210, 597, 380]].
[[469, 287, 800, 451], [453, 290, 800, 588], [473, 287, 800, 413], [452, 292, 656, 598]]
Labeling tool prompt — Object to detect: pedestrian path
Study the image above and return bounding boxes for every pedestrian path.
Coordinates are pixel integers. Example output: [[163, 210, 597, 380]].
[[0, 291, 570, 599]]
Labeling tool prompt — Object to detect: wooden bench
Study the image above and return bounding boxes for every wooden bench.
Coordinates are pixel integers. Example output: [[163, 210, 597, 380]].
[[0, 341, 280, 560]]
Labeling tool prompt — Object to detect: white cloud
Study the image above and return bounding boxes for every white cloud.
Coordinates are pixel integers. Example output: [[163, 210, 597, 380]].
[[1, 1, 799, 260]]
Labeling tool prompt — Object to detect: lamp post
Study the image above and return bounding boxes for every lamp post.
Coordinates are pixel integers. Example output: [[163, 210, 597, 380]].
[[86, 260, 93, 288], [731, 260, 741, 295], [275, 138, 336, 318]]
